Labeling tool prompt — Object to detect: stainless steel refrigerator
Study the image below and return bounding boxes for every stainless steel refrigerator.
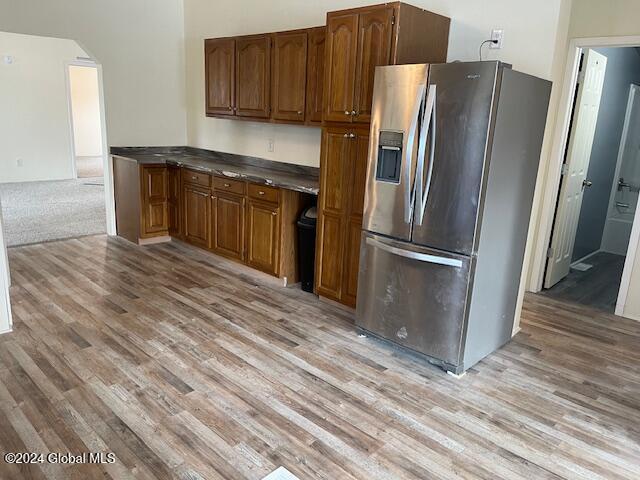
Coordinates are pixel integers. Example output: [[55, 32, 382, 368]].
[[355, 61, 551, 374]]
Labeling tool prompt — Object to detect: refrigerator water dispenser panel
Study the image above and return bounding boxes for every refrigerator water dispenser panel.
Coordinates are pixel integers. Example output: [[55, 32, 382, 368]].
[[376, 131, 404, 183]]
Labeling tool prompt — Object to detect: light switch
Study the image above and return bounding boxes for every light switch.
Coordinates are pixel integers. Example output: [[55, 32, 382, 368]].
[[3, 55, 15, 65]]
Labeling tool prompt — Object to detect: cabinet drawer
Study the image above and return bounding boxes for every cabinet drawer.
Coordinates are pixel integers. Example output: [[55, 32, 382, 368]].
[[248, 183, 279, 204], [184, 169, 211, 188], [213, 176, 246, 195]]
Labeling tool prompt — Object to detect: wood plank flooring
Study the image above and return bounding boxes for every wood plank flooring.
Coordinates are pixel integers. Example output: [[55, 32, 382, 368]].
[[542, 252, 626, 312], [1, 235, 639, 480]]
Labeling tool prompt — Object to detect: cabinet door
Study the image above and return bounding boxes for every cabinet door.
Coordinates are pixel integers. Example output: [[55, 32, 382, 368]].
[[168, 166, 181, 236], [306, 27, 326, 124], [205, 38, 236, 116], [272, 31, 307, 122], [212, 193, 245, 261], [183, 185, 210, 248], [236, 35, 271, 118], [341, 132, 369, 306], [315, 128, 351, 299], [324, 12, 358, 123], [353, 7, 394, 124], [141, 166, 168, 235], [246, 200, 279, 275]]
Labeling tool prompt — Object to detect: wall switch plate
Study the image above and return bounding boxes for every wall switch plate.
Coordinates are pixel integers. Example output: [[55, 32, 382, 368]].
[[16, 158, 23, 167], [267, 138, 275, 153], [490, 29, 504, 49], [3, 55, 14, 65]]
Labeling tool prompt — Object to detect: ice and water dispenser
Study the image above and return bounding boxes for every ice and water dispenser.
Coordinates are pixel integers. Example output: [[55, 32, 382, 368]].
[[375, 131, 403, 184]]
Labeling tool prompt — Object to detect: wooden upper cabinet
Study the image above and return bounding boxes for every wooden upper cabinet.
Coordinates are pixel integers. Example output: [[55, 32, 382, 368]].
[[236, 35, 271, 118], [353, 7, 394, 123], [205, 38, 236, 116], [322, 3, 450, 125], [324, 12, 359, 122], [306, 27, 326, 124], [272, 31, 307, 122]]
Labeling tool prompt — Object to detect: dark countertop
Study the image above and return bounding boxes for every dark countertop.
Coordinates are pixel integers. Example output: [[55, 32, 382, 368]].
[[110, 146, 320, 195]]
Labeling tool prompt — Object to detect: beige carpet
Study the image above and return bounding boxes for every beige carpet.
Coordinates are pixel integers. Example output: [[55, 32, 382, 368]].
[[0, 178, 106, 247], [76, 156, 104, 178]]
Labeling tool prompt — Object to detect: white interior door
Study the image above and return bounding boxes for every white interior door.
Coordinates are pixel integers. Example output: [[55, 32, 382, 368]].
[[545, 49, 607, 288]]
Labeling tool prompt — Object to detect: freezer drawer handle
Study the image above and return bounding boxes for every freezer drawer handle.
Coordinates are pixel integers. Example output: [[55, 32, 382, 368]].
[[415, 84, 437, 226], [366, 237, 463, 268]]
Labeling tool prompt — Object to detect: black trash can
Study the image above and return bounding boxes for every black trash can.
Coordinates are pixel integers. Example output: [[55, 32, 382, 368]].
[[297, 206, 317, 293]]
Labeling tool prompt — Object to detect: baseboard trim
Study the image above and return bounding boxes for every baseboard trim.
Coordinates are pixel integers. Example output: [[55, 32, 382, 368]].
[[570, 249, 602, 268]]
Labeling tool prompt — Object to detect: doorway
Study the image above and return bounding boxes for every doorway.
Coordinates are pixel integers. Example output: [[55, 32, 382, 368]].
[[543, 46, 640, 313], [67, 63, 104, 179]]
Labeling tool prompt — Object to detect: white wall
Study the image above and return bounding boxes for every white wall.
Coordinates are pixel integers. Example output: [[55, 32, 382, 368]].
[[69, 65, 103, 157], [0, 0, 187, 147], [185, 0, 568, 167], [0, 32, 87, 183]]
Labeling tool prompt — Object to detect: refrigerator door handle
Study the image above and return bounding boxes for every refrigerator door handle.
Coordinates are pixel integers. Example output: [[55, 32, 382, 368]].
[[403, 85, 427, 224], [415, 84, 437, 226], [366, 236, 463, 268]]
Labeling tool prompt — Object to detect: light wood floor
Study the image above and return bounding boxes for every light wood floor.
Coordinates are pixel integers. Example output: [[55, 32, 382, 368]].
[[2, 235, 640, 480]]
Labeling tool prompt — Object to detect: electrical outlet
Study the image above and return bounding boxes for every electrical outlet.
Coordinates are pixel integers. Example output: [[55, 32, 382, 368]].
[[490, 29, 504, 49], [268, 138, 275, 153], [16, 158, 23, 167]]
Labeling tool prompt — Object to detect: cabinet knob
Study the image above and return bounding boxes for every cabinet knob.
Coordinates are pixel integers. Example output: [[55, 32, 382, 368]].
[[228, 106, 232, 110], [343, 133, 349, 138], [297, 111, 303, 115], [272, 212, 277, 216], [349, 133, 356, 138], [351, 110, 357, 116], [258, 191, 265, 195], [224, 183, 230, 187], [192, 176, 197, 180], [344, 110, 350, 115]]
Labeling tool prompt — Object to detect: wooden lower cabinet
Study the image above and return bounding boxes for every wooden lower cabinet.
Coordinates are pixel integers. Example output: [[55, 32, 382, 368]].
[[141, 166, 168, 237], [183, 185, 211, 248], [167, 165, 182, 237], [211, 192, 245, 261], [316, 212, 345, 300], [246, 200, 280, 275], [316, 127, 369, 307]]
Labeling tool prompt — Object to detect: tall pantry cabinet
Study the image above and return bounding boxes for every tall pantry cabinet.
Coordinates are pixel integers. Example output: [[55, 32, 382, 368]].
[[315, 2, 450, 307]]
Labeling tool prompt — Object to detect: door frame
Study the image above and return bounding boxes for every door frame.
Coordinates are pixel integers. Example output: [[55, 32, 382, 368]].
[[614, 84, 640, 317], [0, 202, 12, 334], [63, 58, 116, 237], [530, 36, 640, 317]]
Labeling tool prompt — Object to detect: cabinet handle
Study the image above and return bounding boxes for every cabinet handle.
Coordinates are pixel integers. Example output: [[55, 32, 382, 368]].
[[349, 133, 356, 138], [258, 191, 265, 195], [344, 110, 350, 115], [297, 111, 303, 115], [351, 110, 357, 116], [192, 176, 197, 180], [228, 106, 232, 110], [224, 183, 231, 187], [193, 191, 208, 197], [343, 133, 349, 138], [272, 212, 277, 216]]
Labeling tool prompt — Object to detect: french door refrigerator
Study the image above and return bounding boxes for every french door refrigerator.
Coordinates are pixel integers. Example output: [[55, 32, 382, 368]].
[[355, 61, 551, 374]]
